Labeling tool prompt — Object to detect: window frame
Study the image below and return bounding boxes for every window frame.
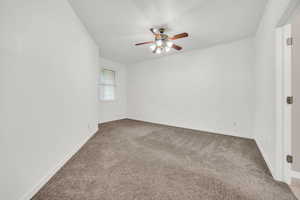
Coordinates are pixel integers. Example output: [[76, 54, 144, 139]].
[[98, 68, 117, 102]]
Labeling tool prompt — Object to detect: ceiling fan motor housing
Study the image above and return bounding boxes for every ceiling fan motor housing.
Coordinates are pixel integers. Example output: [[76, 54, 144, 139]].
[[159, 28, 165, 34], [156, 33, 168, 41]]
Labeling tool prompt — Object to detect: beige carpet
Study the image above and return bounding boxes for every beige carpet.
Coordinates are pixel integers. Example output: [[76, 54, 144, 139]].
[[32, 119, 296, 200]]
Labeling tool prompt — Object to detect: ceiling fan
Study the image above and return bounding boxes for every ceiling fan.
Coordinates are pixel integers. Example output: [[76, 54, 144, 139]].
[[135, 28, 189, 54]]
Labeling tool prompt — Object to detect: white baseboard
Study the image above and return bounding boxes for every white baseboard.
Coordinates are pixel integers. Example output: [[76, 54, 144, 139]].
[[291, 170, 300, 179], [99, 117, 127, 124], [255, 139, 276, 179], [19, 126, 98, 200], [126, 117, 252, 139]]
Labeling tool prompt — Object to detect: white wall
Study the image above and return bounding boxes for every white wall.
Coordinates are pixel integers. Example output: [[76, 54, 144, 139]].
[[0, 0, 99, 199], [98, 57, 127, 123], [127, 38, 255, 139], [253, 0, 296, 178]]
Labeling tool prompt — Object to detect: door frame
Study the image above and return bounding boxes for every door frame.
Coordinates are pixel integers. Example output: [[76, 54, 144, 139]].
[[275, 0, 300, 184], [275, 24, 292, 184]]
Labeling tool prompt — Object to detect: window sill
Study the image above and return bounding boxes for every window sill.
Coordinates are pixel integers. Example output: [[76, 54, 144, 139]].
[[100, 99, 116, 102]]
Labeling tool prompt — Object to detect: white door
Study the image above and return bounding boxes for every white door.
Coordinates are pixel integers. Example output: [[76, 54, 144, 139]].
[[291, 10, 300, 177]]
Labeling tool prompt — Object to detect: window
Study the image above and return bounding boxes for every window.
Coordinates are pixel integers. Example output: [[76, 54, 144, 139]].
[[99, 69, 116, 101]]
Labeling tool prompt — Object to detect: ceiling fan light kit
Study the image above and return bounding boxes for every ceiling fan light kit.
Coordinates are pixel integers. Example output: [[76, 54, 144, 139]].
[[135, 28, 189, 54], [151, 39, 173, 54]]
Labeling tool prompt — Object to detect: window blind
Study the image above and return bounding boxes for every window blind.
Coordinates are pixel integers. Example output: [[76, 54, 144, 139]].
[[99, 69, 116, 101]]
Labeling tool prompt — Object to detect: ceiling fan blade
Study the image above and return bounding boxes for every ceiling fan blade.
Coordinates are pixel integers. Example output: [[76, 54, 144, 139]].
[[170, 32, 189, 40], [172, 44, 182, 51], [135, 41, 154, 46]]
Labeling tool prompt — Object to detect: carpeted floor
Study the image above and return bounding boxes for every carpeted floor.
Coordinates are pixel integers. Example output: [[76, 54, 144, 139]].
[[32, 119, 297, 200]]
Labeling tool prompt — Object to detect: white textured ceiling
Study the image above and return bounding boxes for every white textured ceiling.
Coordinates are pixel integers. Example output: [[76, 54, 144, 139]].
[[69, 0, 267, 64]]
